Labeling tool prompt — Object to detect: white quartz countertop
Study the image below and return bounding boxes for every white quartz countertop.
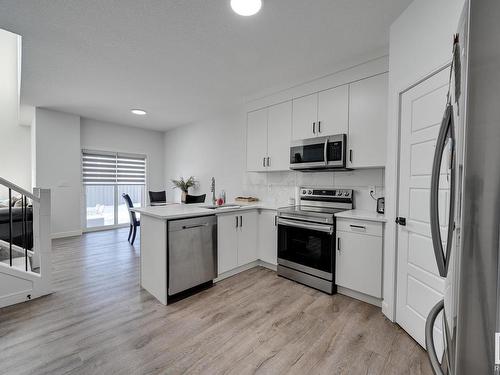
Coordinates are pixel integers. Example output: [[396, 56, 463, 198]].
[[131, 202, 277, 220], [334, 209, 387, 223]]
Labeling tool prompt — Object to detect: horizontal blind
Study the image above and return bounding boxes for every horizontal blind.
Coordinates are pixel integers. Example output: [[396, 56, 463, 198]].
[[82, 150, 146, 185]]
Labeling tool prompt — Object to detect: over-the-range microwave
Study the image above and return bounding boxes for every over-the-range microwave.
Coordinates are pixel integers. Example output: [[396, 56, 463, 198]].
[[289, 134, 348, 171]]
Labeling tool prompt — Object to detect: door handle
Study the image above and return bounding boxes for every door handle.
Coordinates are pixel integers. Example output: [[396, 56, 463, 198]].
[[262, 157, 266, 167], [349, 224, 366, 231], [430, 103, 456, 278], [312, 122, 316, 134], [395, 217, 406, 226], [337, 237, 341, 251], [239, 215, 243, 227], [317, 121, 321, 133], [235, 216, 239, 228], [266, 157, 270, 167], [349, 149, 353, 163], [274, 215, 277, 226]]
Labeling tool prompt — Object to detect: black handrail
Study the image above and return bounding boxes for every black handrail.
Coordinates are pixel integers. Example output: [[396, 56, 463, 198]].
[[9, 188, 12, 267]]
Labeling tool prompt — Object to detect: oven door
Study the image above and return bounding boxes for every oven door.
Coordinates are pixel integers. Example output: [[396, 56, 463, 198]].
[[277, 217, 334, 280]]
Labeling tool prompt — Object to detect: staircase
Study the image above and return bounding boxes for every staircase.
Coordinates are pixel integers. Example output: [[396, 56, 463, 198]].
[[0, 177, 52, 308]]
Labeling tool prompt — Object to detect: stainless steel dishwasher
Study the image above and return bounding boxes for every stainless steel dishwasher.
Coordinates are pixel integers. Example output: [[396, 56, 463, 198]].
[[168, 215, 217, 296]]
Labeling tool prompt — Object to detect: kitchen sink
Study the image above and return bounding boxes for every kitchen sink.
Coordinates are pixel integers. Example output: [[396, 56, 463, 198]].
[[201, 204, 241, 210]]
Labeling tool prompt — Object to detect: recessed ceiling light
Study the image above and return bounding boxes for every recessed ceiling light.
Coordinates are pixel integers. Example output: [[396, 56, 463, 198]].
[[231, 0, 262, 16], [131, 109, 147, 115]]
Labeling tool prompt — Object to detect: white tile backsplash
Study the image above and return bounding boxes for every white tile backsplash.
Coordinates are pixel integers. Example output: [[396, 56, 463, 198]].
[[243, 168, 385, 211]]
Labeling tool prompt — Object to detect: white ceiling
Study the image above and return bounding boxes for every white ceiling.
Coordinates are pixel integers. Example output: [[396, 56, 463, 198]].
[[0, 0, 411, 130]]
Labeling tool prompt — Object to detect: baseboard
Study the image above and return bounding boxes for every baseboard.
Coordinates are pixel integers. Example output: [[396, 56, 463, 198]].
[[215, 261, 260, 282], [337, 286, 382, 307], [0, 289, 33, 308], [51, 230, 82, 239], [257, 260, 277, 271]]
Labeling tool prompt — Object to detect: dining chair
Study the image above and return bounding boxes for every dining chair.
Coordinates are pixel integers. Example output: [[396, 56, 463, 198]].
[[148, 190, 166, 205], [122, 193, 140, 245], [185, 194, 206, 204]]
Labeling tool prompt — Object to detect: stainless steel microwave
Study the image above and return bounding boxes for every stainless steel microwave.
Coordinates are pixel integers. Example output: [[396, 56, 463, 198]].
[[289, 134, 347, 171]]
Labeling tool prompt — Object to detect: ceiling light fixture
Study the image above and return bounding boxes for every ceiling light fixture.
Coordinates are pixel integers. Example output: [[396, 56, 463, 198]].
[[231, 0, 262, 16], [131, 109, 147, 115]]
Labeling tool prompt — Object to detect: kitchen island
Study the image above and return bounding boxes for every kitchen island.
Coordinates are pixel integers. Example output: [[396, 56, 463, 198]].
[[132, 203, 263, 304]]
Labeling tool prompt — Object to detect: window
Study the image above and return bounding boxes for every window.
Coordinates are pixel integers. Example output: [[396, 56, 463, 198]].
[[82, 150, 146, 229]]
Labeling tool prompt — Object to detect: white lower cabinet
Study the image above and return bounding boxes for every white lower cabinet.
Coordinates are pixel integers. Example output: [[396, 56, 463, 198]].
[[217, 210, 258, 275], [258, 210, 277, 265], [335, 218, 383, 298]]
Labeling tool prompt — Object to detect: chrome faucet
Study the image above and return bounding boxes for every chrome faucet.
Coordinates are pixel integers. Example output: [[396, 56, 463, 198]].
[[211, 177, 216, 205]]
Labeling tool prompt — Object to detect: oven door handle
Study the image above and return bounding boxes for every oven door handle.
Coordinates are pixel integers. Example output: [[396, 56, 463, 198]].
[[277, 217, 333, 234]]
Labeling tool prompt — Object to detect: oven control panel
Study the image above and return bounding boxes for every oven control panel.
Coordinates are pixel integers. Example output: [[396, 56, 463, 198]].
[[300, 188, 352, 199]]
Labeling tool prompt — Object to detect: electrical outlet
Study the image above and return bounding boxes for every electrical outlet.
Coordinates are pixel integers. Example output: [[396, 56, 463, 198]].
[[369, 185, 376, 195]]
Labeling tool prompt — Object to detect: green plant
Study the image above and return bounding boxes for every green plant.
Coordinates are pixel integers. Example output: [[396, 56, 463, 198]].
[[171, 176, 197, 192]]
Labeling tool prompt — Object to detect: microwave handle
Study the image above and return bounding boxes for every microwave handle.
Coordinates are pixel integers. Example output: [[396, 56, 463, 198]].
[[324, 138, 328, 166]]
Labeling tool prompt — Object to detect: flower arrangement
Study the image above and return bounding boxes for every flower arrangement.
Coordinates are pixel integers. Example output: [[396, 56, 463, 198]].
[[171, 176, 197, 202]]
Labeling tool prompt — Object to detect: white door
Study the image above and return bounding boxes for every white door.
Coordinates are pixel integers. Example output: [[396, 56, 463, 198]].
[[396, 68, 450, 352], [237, 211, 258, 266], [246, 108, 268, 171], [217, 214, 238, 274], [317, 85, 349, 137], [348, 73, 388, 168], [258, 210, 277, 265], [292, 93, 317, 140], [267, 101, 292, 171]]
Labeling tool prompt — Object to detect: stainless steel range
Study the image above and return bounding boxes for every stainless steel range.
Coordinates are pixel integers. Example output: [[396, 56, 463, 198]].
[[277, 187, 353, 294]]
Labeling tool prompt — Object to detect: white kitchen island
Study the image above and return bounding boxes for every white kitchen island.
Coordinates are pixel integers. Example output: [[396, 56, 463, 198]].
[[132, 203, 266, 304]]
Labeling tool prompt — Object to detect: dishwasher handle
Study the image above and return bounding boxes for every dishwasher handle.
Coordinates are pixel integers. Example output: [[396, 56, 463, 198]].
[[182, 223, 209, 230]]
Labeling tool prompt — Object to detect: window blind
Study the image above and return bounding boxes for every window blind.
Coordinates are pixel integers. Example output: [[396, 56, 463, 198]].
[[82, 150, 146, 185]]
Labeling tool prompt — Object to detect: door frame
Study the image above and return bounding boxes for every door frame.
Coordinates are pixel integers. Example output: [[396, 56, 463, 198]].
[[383, 62, 451, 321]]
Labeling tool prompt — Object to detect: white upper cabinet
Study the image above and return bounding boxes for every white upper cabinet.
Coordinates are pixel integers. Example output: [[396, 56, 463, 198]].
[[246, 101, 292, 172], [246, 108, 268, 172], [267, 101, 292, 171], [348, 73, 388, 168], [317, 85, 349, 137], [292, 93, 318, 140]]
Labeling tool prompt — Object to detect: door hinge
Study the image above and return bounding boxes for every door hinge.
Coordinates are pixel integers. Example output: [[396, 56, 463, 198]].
[[395, 217, 407, 226]]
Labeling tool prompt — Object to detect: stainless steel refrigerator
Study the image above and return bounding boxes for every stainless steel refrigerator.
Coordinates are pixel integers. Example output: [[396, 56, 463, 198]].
[[425, 0, 500, 374]]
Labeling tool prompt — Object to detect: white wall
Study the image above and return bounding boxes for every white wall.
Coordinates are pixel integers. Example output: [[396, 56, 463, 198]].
[[34, 108, 82, 238], [0, 29, 31, 195], [383, 0, 465, 320], [164, 109, 246, 203], [80, 118, 165, 194]]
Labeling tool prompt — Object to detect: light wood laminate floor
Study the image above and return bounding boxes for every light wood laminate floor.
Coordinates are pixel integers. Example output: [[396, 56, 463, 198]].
[[0, 228, 432, 375]]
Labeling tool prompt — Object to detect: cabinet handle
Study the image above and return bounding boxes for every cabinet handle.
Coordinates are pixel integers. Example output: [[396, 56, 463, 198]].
[[263, 157, 266, 167], [337, 237, 341, 252], [349, 224, 366, 230], [349, 149, 353, 163], [317, 121, 321, 133], [312, 122, 316, 134], [267, 157, 270, 167], [235, 216, 239, 228], [239, 215, 243, 227], [274, 215, 277, 226]]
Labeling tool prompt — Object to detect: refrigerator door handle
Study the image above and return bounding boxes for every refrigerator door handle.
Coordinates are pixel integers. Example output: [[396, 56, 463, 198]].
[[430, 103, 456, 278], [425, 299, 446, 375]]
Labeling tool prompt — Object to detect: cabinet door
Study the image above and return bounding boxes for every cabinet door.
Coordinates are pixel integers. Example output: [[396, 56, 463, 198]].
[[292, 93, 318, 140], [247, 108, 268, 171], [258, 210, 277, 265], [336, 231, 382, 298], [267, 101, 292, 171], [217, 214, 238, 274], [348, 73, 388, 168], [237, 210, 258, 266], [317, 85, 349, 136]]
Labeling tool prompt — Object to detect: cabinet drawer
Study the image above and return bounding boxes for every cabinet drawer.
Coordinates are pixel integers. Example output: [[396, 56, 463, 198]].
[[336, 219, 382, 237]]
